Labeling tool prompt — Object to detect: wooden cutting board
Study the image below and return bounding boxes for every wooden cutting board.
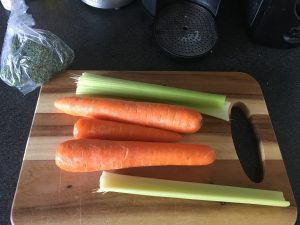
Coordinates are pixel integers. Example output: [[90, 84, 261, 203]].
[[11, 71, 297, 225]]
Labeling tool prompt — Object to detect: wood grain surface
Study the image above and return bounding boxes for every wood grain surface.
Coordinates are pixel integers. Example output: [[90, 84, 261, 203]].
[[11, 71, 297, 225]]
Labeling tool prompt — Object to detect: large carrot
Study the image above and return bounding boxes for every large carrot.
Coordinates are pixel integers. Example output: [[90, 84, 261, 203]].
[[56, 139, 216, 172], [54, 97, 202, 134], [74, 118, 182, 142]]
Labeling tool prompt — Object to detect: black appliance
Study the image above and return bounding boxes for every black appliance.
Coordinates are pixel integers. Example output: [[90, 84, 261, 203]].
[[142, 0, 222, 59], [245, 0, 300, 48]]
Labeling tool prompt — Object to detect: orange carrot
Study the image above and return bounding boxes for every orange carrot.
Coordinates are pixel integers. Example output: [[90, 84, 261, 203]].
[[56, 139, 216, 172], [54, 97, 202, 133], [74, 118, 182, 142]]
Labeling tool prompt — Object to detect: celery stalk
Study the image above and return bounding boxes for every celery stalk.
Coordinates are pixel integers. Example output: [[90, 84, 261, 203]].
[[76, 73, 226, 109], [188, 101, 231, 121], [98, 172, 290, 207]]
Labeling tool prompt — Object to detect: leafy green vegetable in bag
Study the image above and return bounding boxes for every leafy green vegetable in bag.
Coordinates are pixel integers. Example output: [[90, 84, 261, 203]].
[[0, 0, 74, 94], [0, 30, 74, 87]]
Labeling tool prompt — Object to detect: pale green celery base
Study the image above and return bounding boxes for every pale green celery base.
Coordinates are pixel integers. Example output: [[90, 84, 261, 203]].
[[98, 172, 290, 207], [188, 101, 231, 121]]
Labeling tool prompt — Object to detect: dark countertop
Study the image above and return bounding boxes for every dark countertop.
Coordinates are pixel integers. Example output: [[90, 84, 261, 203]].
[[1, 0, 300, 224]]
